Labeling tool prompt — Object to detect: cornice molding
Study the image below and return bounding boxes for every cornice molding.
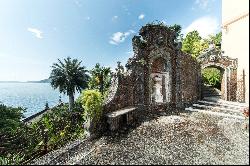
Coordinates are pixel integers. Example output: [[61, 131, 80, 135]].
[[222, 11, 249, 29]]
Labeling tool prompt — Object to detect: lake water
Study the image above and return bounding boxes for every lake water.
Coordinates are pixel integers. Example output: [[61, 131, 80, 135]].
[[0, 83, 80, 118]]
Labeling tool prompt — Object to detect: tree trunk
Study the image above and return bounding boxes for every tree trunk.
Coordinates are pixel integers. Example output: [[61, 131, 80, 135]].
[[69, 93, 74, 111]]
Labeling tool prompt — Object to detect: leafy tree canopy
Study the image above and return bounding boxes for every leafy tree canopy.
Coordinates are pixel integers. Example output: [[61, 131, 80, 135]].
[[49, 57, 89, 111], [181, 30, 208, 58], [88, 63, 111, 95], [168, 24, 183, 41], [182, 30, 222, 58]]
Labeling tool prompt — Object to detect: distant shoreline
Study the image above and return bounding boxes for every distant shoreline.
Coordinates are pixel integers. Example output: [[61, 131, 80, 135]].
[[0, 79, 51, 83], [0, 82, 49, 83]]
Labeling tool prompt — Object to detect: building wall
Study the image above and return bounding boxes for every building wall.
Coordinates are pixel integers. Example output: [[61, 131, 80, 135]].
[[222, 0, 249, 103]]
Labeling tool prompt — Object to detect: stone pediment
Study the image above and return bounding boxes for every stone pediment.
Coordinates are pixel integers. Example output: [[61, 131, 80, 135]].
[[197, 46, 222, 62], [197, 46, 237, 69], [132, 23, 180, 51]]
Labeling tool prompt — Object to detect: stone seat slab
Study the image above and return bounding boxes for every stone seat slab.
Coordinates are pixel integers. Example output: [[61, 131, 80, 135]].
[[106, 107, 137, 118], [106, 107, 137, 131]]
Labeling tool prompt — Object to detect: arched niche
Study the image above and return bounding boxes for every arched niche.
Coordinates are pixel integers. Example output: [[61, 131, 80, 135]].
[[148, 51, 172, 104]]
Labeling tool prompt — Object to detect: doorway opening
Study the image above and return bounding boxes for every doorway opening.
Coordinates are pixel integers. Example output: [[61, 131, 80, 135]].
[[201, 66, 224, 98]]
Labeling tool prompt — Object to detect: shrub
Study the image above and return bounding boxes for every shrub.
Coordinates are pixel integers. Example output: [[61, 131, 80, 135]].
[[0, 104, 26, 134], [35, 104, 85, 150], [0, 154, 25, 165], [202, 67, 221, 89], [79, 90, 103, 121], [0, 104, 85, 164]]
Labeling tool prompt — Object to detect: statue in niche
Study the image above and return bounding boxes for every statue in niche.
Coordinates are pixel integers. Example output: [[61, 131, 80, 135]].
[[151, 74, 163, 103], [150, 55, 171, 104]]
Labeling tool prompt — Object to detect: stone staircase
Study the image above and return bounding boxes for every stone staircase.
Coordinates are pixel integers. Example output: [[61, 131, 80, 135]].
[[185, 97, 248, 120], [202, 85, 221, 97]]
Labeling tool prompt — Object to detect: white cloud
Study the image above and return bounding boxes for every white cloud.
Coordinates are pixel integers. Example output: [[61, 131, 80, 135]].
[[112, 15, 118, 21], [183, 16, 219, 38], [85, 16, 90, 20], [27, 28, 43, 39], [109, 30, 135, 45], [195, 0, 209, 9], [138, 14, 145, 20], [193, 0, 215, 11], [0, 53, 6, 57], [74, 0, 82, 7]]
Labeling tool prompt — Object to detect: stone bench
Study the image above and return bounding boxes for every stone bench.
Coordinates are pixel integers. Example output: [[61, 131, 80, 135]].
[[106, 107, 137, 131]]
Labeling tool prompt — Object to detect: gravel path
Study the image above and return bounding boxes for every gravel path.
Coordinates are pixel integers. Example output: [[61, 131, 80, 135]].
[[32, 110, 249, 165]]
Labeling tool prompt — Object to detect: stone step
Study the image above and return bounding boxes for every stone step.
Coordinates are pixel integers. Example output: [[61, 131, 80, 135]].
[[202, 94, 221, 97], [192, 103, 243, 116], [202, 92, 217, 94], [202, 89, 219, 91], [202, 90, 220, 93], [198, 100, 246, 110], [203, 97, 248, 107], [202, 95, 221, 98], [202, 91, 220, 94], [202, 88, 219, 91], [185, 107, 245, 120]]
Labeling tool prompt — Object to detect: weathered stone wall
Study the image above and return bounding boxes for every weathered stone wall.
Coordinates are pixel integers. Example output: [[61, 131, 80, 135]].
[[178, 53, 201, 107], [103, 24, 201, 114], [103, 74, 134, 114]]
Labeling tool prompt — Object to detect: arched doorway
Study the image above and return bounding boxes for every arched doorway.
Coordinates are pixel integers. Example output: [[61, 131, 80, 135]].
[[201, 64, 227, 99], [201, 66, 224, 98], [198, 46, 237, 101]]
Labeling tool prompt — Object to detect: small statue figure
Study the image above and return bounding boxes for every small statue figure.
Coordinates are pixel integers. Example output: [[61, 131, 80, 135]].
[[45, 101, 49, 110]]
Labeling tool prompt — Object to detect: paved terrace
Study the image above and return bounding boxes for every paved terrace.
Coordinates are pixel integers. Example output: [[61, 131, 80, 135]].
[[31, 107, 249, 165]]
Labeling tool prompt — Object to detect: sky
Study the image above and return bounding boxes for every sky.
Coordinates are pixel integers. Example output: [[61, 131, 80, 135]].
[[0, 0, 222, 81]]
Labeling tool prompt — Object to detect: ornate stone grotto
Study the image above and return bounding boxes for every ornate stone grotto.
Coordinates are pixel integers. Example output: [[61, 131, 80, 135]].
[[97, 23, 202, 132], [197, 43, 238, 101]]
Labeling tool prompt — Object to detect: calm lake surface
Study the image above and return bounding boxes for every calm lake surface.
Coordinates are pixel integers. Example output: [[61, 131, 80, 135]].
[[0, 83, 79, 118]]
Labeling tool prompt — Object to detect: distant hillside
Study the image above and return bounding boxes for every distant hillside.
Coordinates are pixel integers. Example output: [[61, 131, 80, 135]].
[[0, 79, 51, 83], [0, 81, 24, 83], [26, 78, 51, 83]]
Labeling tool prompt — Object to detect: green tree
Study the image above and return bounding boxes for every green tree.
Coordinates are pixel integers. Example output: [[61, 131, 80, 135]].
[[169, 24, 183, 41], [0, 104, 25, 134], [88, 63, 111, 95], [207, 31, 222, 48], [182, 30, 208, 58], [49, 57, 89, 111]]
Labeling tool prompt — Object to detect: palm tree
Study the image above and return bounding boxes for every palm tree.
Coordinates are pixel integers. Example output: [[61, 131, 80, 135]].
[[89, 63, 111, 95], [49, 57, 89, 111]]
